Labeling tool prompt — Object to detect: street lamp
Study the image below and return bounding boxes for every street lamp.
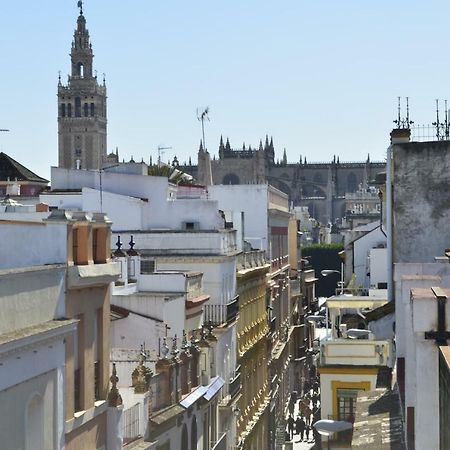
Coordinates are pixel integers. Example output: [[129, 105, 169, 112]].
[[346, 329, 371, 339], [321, 269, 344, 295], [313, 419, 353, 450]]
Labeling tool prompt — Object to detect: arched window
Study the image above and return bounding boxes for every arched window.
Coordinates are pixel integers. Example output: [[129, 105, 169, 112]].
[[75, 97, 81, 117], [191, 416, 197, 450], [347, 172, 358, 192], [222, 173, 240, 185], [61, 104, 66, 117], [181, 424, 188, 450], [67, 103, 72, 117], [26, 394, 44, 450], [77, 62, 84, 77], [84, 103, 89, 117], [90, 103, 95, 117]]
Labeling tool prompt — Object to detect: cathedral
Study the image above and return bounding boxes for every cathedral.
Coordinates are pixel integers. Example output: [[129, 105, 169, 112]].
[[56, 5, 386, 225], [189, 137, 386, 225], [57, 3, 108, 170]]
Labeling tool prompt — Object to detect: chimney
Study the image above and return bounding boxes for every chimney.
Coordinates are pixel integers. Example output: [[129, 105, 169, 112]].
[[390, 128, 411, 144]]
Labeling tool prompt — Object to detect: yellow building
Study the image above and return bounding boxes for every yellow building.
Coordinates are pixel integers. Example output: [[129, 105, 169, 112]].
[[235, 251, 271, 450]]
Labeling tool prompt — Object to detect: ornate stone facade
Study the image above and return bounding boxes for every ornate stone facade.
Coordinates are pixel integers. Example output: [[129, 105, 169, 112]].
[[188, 136, 385, 224], [57, 7, 107, 170]]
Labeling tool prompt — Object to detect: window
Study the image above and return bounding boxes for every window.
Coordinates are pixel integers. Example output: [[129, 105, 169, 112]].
[[337, 388, 360, 422], [90, 103, 95, 116], [140, 259, 155, 274], [68, 103, 72, 117], [74, 315, 83, 412], [75, 97, 81, 117], [84, 103, 89, 117], [77, 62, 84, 77], [61, 103, 66, 117], [128, 259, 135, 278], [75, 148, 82, 157]]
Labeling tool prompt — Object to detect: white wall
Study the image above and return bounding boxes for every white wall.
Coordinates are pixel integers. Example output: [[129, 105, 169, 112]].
[[320, 372, 377, 421], [0, 223, 68, 270], [369, 247, 388, 288], [156, 258, 237, 307], [112, 293, 184, 329], [353, 227, 386, 288], [50, 167, 223, 231], [208, 185, 269, 251], [0, 266, 65, 334]]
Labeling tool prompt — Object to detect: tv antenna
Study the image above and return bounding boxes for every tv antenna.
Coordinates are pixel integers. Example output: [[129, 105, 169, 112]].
[[432, 99, 449, 140], [197, 107, 210, 150], [157, 145, 172, 167], [393, 97, 413, 130]]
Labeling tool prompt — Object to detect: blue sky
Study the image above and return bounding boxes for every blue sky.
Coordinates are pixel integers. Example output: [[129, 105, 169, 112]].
[[1, 1, 450, 179]]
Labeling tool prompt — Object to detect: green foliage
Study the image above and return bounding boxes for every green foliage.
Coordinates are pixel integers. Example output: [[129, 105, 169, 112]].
[[147, 164, 194, 185]]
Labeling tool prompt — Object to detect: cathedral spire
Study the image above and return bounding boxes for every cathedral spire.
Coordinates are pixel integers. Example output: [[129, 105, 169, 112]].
[[71, 2, 93, 78]]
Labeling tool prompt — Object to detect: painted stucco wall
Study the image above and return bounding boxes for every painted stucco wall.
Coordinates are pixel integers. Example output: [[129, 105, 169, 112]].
[[319, 372, 377, 420], [0, 369, 58, 450], [0, 223, 68, 270], [0, 266, 65, 334], [156, 258, 237, 307], [208, 185, 269, 251], [353, 227, 386, 289], [393, 141, 450, 263]]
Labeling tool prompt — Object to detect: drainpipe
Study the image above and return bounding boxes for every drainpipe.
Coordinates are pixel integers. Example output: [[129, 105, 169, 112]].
[[386, 145, 393, 302]]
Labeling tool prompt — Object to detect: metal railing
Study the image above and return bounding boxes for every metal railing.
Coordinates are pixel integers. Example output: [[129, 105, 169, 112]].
[[123, 403, 140, 444], [211, 432, 227, 450], [203, 296, 239, 326], [229, 371, 241, 400]]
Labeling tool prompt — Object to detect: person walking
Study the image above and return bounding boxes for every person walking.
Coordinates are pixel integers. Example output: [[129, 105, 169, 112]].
[[287, 414, 295, 440], [304, 423, 311, 442], [296, 415, 306, 441]]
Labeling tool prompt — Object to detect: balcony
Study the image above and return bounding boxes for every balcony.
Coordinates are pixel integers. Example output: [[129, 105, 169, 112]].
[[320, 338, 392, 367], [211, 432, 227, 450], [271, 255, 289, 273], [229, 369, 241, 400], [237, 250, 268, 271], [204, 296, 239, 326]]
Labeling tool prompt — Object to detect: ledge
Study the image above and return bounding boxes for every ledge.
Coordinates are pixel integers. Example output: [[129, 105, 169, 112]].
[[67, 262, 120, 289]]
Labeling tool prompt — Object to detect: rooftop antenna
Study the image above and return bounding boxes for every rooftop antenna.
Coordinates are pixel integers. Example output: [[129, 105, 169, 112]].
[[393, 96, 413, 129], [445, 100, 449, 140], [157, 145, 172, 167], [432, 99, 443, 140], [197, 107, 210, 150]]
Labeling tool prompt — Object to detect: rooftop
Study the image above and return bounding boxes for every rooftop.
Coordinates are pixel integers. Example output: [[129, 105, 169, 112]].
[[352, 388, 405, 450]]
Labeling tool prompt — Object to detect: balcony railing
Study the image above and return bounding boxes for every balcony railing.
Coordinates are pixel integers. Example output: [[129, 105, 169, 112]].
[[237, 250, 267, 270], [229, 371, 241, 400], [211, 432, 227, 450], [271, 255, 289, 272], [204, 296, 239, 326]]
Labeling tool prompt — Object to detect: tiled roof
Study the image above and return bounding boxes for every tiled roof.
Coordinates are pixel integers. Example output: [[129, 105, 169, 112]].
[[0, 152, 49, 183]]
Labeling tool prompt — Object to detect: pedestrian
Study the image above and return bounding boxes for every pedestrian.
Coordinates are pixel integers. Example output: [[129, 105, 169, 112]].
[[288, 398, 295, 416], [304, 423, 310, 442], [287, 414, 295, 440], [296, 415, 306, 441]]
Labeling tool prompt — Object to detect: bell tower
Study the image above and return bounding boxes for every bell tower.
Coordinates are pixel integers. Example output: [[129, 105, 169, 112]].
[[58, 1, 107, 170]]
